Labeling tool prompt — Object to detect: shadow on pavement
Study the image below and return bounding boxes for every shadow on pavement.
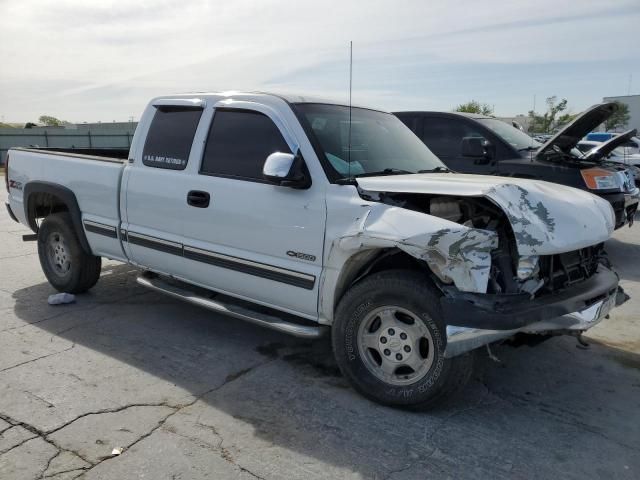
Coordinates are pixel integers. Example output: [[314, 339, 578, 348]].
[[10, 263, 640, 478], [606, 237, 640, 282]]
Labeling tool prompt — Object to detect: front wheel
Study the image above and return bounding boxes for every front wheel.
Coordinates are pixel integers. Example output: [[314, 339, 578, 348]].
[[37, 212, 102, 293], [332, 270, 473, 409]]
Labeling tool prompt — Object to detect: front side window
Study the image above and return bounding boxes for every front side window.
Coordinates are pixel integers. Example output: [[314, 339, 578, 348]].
[[295, 104, 444, 180], [142, 107, 202, 169], [201, 110, 291, 180], [421, 117, 488, 159]]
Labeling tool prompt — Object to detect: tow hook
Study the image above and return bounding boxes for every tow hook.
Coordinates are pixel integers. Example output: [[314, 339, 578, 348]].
[[616, 286, 630, 306], [575, 333, 590, 350]]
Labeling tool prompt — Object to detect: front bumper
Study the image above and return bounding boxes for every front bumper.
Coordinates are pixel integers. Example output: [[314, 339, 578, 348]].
[[600, 189, 639, 228], [445, 293, 618, 357], [441, 266, 619, 331], [623, 188, 639, 226], [441, 266, 622, 358]]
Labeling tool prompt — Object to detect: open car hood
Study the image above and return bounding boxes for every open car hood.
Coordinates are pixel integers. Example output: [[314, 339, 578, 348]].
[[356, 173, 615, 256], [583, 128, 638, 162], [536, 102, 618, 159]]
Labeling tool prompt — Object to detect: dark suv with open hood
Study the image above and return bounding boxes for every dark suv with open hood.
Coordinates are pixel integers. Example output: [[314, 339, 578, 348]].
[[395, 103, 639, 228]]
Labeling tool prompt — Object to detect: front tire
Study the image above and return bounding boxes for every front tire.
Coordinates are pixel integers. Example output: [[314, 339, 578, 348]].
[[37, 212, 102, 293], [332, 270, 473, 409]]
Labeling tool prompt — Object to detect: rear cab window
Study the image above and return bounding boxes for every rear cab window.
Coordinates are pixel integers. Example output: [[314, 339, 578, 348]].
[[142, 107, 203, 170], [200, 109, 291, 181]]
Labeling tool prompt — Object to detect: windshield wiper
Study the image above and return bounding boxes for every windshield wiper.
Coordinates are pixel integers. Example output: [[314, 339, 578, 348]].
[[354, 168, 414, 178], [418, 166, 451, 173]]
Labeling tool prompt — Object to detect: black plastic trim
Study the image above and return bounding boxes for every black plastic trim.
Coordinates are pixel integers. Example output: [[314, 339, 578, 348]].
[[122, 230, 316, 289], [441, 266, 619, 330], [126, 232, 183, 257], [83, 221, 118, 239], [5, 202, 18, 223], [183, 247, 315, 290], [23, 181, 92, 254]]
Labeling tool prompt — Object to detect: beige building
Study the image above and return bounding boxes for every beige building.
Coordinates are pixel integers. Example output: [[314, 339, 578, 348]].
[[603, 94, 640, 132]]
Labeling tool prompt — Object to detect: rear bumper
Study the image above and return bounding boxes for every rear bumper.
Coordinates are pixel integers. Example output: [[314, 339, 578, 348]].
[[440, 266, 619, 331], [5, 202, 18, 223]]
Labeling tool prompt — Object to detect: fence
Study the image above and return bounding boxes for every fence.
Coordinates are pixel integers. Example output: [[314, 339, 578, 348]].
[[0, 125, 138, 165]]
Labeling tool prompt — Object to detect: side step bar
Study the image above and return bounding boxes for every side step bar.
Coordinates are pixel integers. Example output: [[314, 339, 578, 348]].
[[136, 272, 327, 339]]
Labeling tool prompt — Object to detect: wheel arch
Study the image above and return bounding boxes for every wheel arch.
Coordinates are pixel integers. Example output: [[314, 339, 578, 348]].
[[23, 181, 91, 254], [332, 248, 429, 315]]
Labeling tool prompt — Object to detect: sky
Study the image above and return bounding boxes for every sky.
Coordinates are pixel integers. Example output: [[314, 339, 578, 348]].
[[1, 0, 639, 123]]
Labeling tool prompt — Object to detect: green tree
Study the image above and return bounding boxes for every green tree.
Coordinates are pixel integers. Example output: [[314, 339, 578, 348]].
[[24, 122, 37, 129], [527, 96, 568, 134], [556, 112, 578, 129], [38, 115, 70, 127], [454, 100, 494, 116], [604, 101, 630, 131]]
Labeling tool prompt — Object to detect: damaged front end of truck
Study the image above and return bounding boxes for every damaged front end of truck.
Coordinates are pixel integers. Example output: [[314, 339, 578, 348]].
[[327, 175, 627, 357]]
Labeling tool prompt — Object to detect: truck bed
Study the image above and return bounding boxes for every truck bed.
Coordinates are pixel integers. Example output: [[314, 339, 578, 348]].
[[15, 147, 129, 162], [6, 147, 126, 251]]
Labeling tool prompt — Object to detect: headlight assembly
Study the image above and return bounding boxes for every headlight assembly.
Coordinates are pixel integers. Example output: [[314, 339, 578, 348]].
[[581, 168, 621, 191]]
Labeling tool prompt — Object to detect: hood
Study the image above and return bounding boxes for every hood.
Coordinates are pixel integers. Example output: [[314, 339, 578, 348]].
[[536, 102, 618, 159], [583, 128, 638, 162], [356, 173, 615, 255]]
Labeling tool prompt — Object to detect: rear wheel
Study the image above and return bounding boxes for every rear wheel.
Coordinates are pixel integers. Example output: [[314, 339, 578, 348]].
[[37, 212, 101, 293], [332, 270, 473, 409]]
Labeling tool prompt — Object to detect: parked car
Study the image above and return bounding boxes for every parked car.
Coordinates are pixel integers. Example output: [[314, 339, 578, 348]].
[[394, 103, 639, 229], [533, 134, 552, 143], [5, 92, 625, 408], [577, 131, 640, 168], [585, 132, 640, 156], [576, 131, 640, 189], [586, 132, 618, 142]]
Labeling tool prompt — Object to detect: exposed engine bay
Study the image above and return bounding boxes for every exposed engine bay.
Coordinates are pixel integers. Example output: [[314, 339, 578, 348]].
[[358, 189, 605, 298]]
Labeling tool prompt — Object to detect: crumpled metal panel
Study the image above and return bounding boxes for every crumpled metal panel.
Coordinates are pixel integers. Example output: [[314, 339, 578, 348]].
[[356, 173, 615, 255], [335, 205, 498, 293], [483, 182, 613, 255]]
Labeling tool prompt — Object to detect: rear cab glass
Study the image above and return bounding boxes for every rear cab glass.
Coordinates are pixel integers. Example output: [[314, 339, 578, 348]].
[[142, 107, 203, 170]]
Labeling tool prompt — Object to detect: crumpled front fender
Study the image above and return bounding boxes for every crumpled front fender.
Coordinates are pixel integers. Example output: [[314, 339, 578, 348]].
[[333, 204, 498, 294]]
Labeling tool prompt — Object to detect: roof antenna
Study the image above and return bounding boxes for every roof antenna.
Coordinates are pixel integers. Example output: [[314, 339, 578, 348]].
[[348, 40, 353, 181]]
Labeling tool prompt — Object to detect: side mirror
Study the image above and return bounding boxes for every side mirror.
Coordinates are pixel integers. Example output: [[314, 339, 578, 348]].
[[461, 137, 494, 164], [263, 151, 311, 189]]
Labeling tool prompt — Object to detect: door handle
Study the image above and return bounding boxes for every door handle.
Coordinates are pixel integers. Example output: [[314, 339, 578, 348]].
[[187, 190, 210, 208]]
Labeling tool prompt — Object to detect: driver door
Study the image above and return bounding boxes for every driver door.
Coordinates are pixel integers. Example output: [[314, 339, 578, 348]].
[[178, 102, 326, 319]]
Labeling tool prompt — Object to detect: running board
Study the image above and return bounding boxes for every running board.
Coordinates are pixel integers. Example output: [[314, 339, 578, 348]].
[[136, 272, 327, 339]]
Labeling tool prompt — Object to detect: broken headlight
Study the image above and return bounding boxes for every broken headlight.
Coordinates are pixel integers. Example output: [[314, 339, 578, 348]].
[[517, 255, 539, 280]]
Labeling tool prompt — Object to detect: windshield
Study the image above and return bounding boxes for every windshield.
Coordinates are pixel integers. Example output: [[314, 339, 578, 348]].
[[477, 118, 542, 151], [294, 103, 444, 179]]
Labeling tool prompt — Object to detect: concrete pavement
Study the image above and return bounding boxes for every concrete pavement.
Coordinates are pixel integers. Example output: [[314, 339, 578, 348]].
[[0, 206, 639, 479]]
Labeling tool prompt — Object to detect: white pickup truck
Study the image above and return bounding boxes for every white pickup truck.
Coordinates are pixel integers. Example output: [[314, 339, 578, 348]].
[[4, 92, 625, 408]]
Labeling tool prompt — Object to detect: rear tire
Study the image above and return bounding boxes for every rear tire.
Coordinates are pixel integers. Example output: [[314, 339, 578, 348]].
[[332, 270, 473, 409], [37, 212, 101, 293]]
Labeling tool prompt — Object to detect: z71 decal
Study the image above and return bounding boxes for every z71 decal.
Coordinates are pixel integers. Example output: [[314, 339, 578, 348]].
[[9, 179, 23, 191]]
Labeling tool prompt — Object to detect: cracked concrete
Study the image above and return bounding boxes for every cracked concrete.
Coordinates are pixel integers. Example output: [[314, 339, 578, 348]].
[[0, 208, 639, 479]]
